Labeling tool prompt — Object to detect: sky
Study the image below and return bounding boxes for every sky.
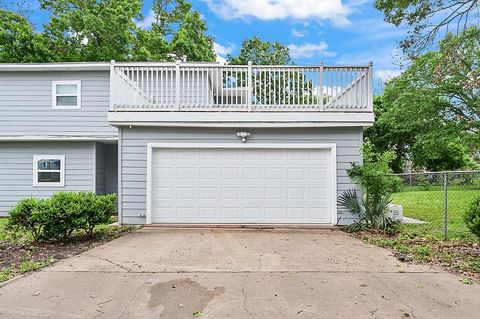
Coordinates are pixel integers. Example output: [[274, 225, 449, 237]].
[[18, 0, 406, 88]]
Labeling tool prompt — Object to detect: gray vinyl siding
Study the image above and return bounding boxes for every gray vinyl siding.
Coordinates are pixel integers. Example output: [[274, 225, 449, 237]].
[[95, 143, 106, 194], [94, 143, 118, 195], [0, 142, 95, 216], [120, 126, 363, 225], [0, 71, 117, 137], [105, 144, 118, 194]]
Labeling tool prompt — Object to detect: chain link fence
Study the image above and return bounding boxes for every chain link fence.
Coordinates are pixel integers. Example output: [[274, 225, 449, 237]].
[[389, 171, 480, 240]]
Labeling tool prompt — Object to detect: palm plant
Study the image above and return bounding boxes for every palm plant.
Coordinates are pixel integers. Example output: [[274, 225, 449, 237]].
[[338, 189, 394, 231]]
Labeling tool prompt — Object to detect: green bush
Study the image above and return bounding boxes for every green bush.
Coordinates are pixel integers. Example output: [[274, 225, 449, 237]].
[[341, 140, 401, 232], [80, 193, 117, 237], [40, 192, 86, 241], [7, 192, 117, 241], [464, 196, 480, 239], [7, 198, 44, 241]]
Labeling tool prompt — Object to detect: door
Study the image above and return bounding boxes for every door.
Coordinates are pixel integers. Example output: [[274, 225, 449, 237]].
[[148, 144, 336, 224]]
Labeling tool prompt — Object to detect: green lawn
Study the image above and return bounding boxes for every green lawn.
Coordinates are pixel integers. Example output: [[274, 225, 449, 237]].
[[392, 189, 480, 240]]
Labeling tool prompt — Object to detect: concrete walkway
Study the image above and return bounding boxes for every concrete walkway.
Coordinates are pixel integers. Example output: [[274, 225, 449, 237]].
[[0, 228, 479, 318]]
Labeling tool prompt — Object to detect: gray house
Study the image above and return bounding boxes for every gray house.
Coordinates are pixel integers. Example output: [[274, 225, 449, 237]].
[[0, 61, 374, 225]]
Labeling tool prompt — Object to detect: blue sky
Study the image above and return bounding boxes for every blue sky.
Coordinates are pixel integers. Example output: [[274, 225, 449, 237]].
[[19, 0, 405, 88]]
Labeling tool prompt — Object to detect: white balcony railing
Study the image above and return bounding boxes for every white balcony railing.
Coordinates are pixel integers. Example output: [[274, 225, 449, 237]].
[[110, 62, 373, 112]]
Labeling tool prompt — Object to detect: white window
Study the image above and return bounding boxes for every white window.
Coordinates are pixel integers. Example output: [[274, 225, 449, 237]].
[[33, 155, 65, 187], [52, 81, 81, 109]]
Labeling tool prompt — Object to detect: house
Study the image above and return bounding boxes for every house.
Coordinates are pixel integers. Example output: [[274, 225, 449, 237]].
[[0, 61, 374, 225]]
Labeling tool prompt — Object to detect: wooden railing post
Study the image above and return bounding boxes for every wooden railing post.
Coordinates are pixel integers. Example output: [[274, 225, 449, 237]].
[[247, 61, 253, 111], [368, 61, 373, 111], [319, 62, 324, 111], [109, 60, 115, 111], [175, 61, 181, 111]]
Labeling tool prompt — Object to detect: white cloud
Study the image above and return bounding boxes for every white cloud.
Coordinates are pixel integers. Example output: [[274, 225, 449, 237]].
[[214, 42, 235, 64], [202, 0, 352, 26], [287, 42, 335, 59], [375, 69, 402, 83], [291, 28, 307, 37], [136, 10, 156, 29], [214, 42, 234, 56]]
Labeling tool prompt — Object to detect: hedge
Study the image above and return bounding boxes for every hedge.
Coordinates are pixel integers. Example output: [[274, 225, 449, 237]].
[[8, 192, 117, 241]]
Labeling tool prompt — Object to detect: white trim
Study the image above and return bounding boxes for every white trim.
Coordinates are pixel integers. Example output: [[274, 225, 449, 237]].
[[108, 112, 374, 127], [93, 143, 97, 193], [0, 136, 118, 142], [146, 143, 153, 224], [117, 127, 123, 225], [52, 80, 82, 110], [0, 62, 371, 72], [111, 121, 373, 128], [33, 155, 65, 187], [146, 143, 337, 226], [0, 63, 110, 71]]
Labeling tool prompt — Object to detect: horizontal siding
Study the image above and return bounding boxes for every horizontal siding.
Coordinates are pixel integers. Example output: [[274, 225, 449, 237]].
[[120, 127, 362, 225], [105, 144, 118, 194], [0, 142, 95, 216], [95, 143, 106, 194], [0, 71, 117, 137]]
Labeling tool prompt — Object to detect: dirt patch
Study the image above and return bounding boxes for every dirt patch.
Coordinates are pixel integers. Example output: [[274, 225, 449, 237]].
[[353, 231, 480, 282], [148, 278, 225, 318], [0, 226, 137, 281]]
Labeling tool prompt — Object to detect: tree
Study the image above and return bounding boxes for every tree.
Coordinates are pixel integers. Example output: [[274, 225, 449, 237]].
[[367, 27, 480, 171], [227, 36, 321, 106], [132, 0, 215, 62], [40, 0, 142, 62], [0, 9, 49, 62], [363, 96, 406, 172], [375, 0, 480, 57], [228, 35, 292, 65], [0, 0, 215, 63]]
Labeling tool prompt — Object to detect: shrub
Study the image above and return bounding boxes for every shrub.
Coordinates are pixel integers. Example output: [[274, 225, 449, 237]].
[[340, 140, 401, 232], [39, 192, 86, 241], [80, 193, 117, 237], [464, 196, 480, 239], [7, 198, 44, 241], [7, 192, 117, 241]]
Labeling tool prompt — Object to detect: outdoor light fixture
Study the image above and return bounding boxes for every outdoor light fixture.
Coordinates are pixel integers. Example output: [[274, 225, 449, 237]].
[[237, 131, 250, 143]]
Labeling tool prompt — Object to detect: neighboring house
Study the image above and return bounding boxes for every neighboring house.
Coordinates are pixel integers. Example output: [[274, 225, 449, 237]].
[[0, 61, 374, 226]]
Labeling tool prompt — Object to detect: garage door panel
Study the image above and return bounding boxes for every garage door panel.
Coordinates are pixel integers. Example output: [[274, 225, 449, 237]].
[[151, 147, 333, 224]]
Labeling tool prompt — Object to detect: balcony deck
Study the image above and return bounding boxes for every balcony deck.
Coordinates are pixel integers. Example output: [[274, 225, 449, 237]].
[[109, 62, 373, 113]]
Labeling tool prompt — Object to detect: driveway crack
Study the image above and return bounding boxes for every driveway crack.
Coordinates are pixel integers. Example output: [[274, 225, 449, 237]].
[[371, 273, 417, 319], [241, 273, 253, 318], [86, 254, 132, 272]]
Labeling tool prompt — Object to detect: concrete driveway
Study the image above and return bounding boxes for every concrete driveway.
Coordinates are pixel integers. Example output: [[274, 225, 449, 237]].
[[0, 228, 479, 318]]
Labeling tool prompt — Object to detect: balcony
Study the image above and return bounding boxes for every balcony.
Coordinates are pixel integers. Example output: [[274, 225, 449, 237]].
[[109, 62, 373, 113]]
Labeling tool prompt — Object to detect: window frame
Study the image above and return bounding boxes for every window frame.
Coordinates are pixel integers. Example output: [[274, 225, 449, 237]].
[[33, 155, 66, 187], [52, 80, 82, 110]]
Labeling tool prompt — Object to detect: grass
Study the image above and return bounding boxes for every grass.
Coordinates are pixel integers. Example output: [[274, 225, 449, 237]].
[[356, 231, 480, 281], [0, 259, 54, 282], [392, 188, 480, 240], [0, 217, 137, 283], [351, 185, 480, 281]]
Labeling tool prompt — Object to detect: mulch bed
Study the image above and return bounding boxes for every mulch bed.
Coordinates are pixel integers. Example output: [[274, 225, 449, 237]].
[[352, 231, 480, 282], [0, 227, 137, 271]]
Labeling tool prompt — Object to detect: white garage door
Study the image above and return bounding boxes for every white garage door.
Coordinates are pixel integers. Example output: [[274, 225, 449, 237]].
[[148, 145, 335, 224]]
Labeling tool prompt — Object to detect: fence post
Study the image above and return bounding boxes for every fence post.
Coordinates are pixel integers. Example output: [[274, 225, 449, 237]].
[[109, 60, 115, 111], [247, 61, 252, 111], [368, 61, 373, 111], [175, 60, 181, 111], [319, 62, 324, 111], [443, 172, 448, 241]]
